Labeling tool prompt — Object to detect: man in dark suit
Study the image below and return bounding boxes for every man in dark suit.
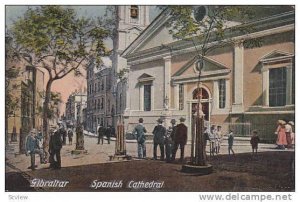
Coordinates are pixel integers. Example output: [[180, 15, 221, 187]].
[[97, 124, 104, 145], [152, 118, 166, 160], [105, 126, 111, 144], [171, 117, 187, 162], [132, 118, 147, 159], [49, 127, 63, 169]]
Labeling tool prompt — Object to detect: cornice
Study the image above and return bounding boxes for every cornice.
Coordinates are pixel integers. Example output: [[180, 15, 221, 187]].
[[127, 24, 294, 65], [124, 11, 294, 63]]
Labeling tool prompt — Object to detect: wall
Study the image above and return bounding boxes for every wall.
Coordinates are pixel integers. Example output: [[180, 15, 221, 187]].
[[243, 31, 294, 110]]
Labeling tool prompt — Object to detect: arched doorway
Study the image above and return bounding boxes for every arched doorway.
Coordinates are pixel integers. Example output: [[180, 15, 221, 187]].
[[191, 87, 210, 121]]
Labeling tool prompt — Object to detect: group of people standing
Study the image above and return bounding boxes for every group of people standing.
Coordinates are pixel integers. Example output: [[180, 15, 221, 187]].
[[275, 120, 295, 150], [25, 128, 46, 170], [132, 117, 188, 163], [25, 124, 74, 170], [204, 125, 223, 156], [97, 124, 115, 145]]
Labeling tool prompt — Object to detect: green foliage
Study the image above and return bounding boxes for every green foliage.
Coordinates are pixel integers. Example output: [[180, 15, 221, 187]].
[[11, 6, 110, 80], [160, 6, 261, 55], [117, 68, 129, 80], [9, 6, 111, 132], [37, 91, 62, 119], [5, 66, 20, 114]]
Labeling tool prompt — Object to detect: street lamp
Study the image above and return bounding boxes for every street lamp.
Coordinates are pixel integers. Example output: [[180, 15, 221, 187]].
[[182, 58, 212, 174], [181, 7, 213, 174]]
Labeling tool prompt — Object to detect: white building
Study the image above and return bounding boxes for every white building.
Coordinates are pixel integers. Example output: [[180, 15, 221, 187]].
[[65, 92, 87, 126], [112, 6, 150, 126], [121, 7, 295, 141]]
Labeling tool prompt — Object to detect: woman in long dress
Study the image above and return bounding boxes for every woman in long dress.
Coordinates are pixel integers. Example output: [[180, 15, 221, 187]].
[[276, 120, 287, 149]]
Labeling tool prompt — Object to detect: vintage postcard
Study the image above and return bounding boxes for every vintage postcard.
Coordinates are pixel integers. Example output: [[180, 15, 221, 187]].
[[4, 3, 295, 199]]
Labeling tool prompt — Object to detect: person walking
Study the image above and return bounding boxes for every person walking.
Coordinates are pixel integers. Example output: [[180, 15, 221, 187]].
[[25, 129, 45, 170], [152, 118, 166, 160], [285, 121, 294, 149], [105, 125, 111, 144], [171, 117, 187, 162], [275, 120, 287, 150], [50, 126, 63, 169], [165, 119, 176, 162], [60, 125, 67, 146], [132, 118, 147, 159], [227, 130, 235, 158], [67, 129, 73, 145], [110, 125, 116, 138], [97, 124, 104, 145], [250, 130, 260, 157]]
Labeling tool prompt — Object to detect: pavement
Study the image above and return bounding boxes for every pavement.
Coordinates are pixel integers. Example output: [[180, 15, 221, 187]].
[[5, 133, 295, 192], [6, 132, 291, 172]]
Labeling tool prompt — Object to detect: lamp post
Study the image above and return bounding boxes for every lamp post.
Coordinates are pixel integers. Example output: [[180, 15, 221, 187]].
[[71, 93, 87, 155], [181, 6, 213, 174], [182, 58, 212, 174], [110, 70, 131, 161]]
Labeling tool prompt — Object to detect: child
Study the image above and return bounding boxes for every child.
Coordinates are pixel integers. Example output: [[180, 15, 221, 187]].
[[216, 126, 222, 154], [228, 130, 235, 158], [250, 130, 260, 157]]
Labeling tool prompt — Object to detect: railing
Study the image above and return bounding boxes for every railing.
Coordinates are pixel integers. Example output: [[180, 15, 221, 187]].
[[210, 122, 252, 137]]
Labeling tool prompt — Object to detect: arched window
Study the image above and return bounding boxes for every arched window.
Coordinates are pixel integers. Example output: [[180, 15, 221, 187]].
[[192, 87, 210, 121], [193, 88, 209, 100]]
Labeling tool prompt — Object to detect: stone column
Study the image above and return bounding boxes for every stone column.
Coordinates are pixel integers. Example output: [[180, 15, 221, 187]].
[[139, 84, 144, 110], [162, 56, 172, 128], [144, 6, 150, 26], [213, 80, 219, 110], [125, 67, 131, 111], [174, 84, 179, 110], [286, 64, 293, 105], [225, 79, 230, 109], [232, 40, 244, 113], [163, 56, 172, 109], [72, 124, 87, 154], [262, 68, 269, 106]]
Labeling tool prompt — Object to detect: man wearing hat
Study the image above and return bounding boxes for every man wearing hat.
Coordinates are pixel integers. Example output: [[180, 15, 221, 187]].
[[132, 118, 147, 159], [285, 121, 294, 149], [152, 118, 167, 160], [165, 119, 176, 162], [171, 117, 188, 162], [26, 128, 45, 170]]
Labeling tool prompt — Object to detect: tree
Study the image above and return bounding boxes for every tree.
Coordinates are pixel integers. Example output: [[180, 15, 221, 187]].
[[159, 6, 263, 168], [37, 91, 62, 121], [5, 36, 21, 145], [9, 6, 110, 155]]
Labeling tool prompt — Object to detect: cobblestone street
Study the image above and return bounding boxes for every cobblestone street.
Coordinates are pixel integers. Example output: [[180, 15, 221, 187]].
[[5, 133, 295, 192]]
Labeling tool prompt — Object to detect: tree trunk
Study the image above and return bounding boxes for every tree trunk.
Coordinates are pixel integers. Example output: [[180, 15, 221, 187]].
[[43, 79, 53, 159], [5, 110, 9, 146]]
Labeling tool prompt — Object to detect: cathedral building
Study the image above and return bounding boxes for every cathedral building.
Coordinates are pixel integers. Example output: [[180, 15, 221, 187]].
[[121, 6, 295, 141]]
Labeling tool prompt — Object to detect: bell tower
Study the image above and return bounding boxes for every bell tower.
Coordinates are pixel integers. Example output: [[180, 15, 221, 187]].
[[113, 5, 150, 73]]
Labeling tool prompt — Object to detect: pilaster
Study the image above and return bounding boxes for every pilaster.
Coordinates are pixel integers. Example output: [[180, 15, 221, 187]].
[[232, 40, 244, 113]]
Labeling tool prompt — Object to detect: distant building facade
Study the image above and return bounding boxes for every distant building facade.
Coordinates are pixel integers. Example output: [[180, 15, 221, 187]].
[[86, 61, 113, 132], [6, 36, 44, 148], [65, 92, 87, 127]]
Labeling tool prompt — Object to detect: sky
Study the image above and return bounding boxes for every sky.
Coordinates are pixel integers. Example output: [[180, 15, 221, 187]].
[[5, 5, 161, 114]]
